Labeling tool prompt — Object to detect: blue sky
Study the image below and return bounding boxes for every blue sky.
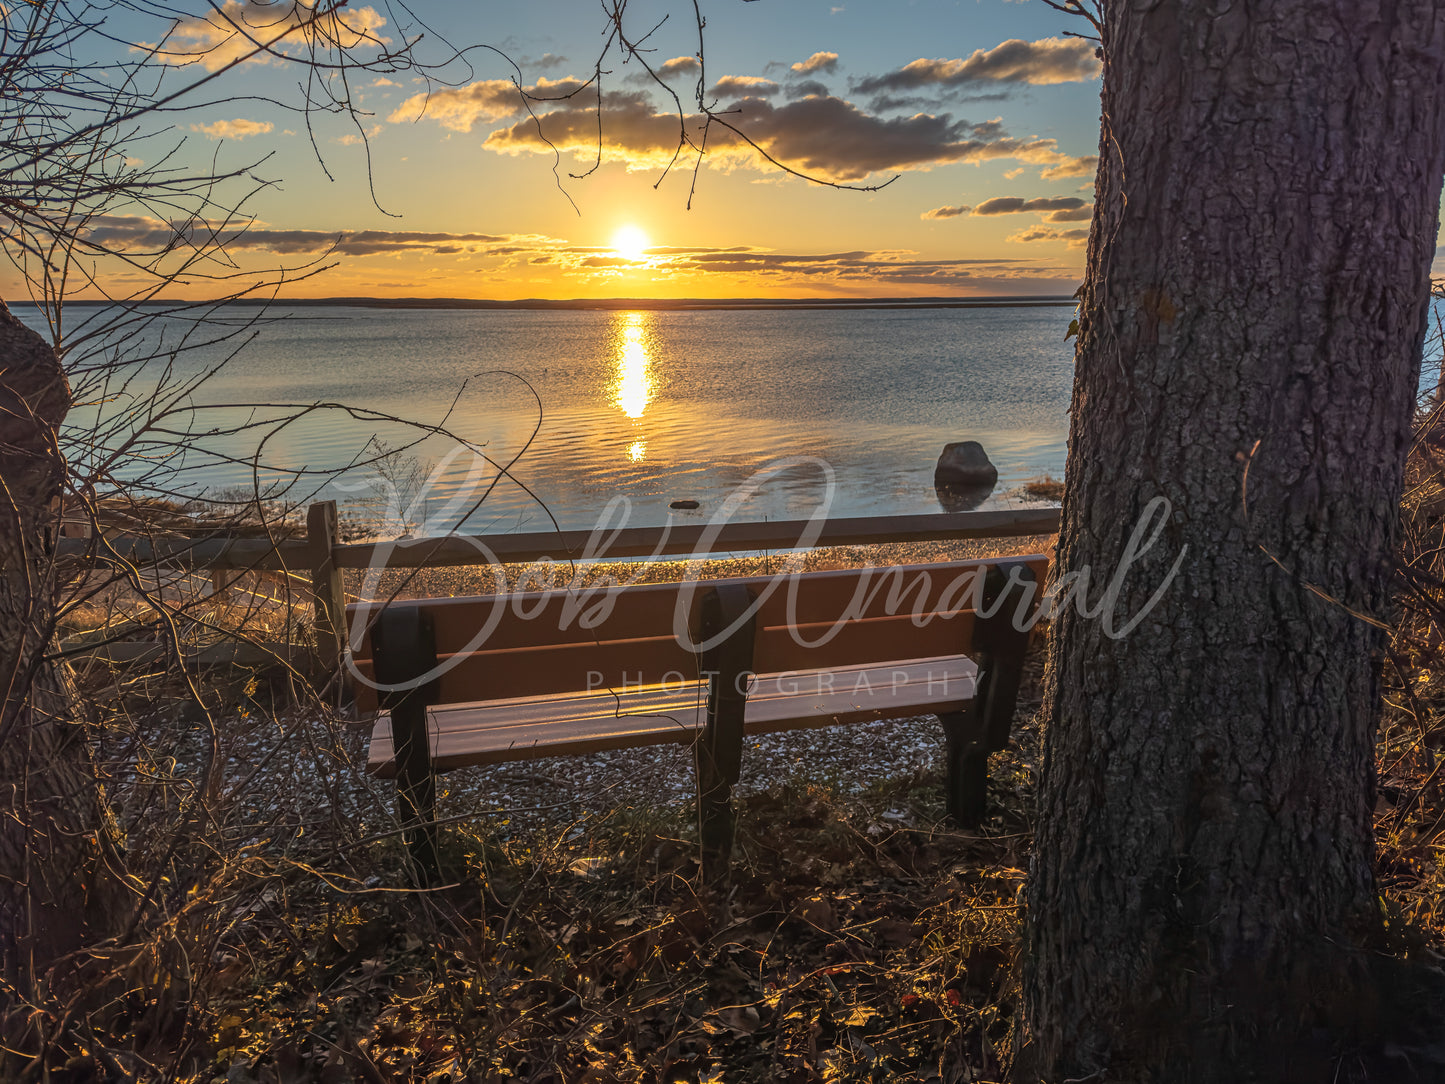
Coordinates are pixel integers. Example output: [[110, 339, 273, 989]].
[[31, 0, 1111, 299]]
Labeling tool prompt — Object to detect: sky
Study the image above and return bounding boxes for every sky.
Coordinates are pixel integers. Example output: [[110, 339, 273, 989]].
[[36, 0, 1113, 301]]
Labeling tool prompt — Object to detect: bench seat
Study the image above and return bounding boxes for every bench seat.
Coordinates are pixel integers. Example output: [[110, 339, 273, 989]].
[[367, 654, 977, 775]]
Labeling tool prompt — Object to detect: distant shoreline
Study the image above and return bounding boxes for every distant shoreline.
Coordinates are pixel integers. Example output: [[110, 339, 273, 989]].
[[15, 294, 1076, 312]]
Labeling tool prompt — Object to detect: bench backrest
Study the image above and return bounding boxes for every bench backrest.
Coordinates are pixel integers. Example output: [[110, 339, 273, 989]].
[[347, 555, 1048, 712]]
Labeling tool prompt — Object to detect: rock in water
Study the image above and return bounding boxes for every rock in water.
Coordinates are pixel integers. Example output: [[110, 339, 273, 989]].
[[934, 441, 998, 489]]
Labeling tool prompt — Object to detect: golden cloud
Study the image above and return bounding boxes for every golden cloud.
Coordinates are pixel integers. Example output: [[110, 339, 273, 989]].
[[973, 196, 1087, 215], [659, 56, 701, 78], [149, 0, 387, 71], [711, 75, 780, 97], [1040, 155, 1098, 180], [190, 118, 274, 140], [855, 37, 1101, 94], [792, 52, 840, 74], [484, 94, 1091, 182], [1007, 225, 1090, 248]]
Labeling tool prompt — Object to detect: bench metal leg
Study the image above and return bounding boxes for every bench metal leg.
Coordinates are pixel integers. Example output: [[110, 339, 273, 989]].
[[373, 606, 441, 885], [393, 698, 439, 882], [696, 706, 745, 878], [940, 562, 1040, 829], [692, 583, 756, 880], [941, 710, 989, 827]]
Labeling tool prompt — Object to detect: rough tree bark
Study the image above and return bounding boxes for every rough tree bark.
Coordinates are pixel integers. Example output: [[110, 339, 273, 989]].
[[0, 303, 115, 990], [1025, 4, 1445, 1082]]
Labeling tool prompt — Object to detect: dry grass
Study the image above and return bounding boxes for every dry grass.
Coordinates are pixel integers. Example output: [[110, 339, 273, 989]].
[[78, 647, 1048, 1084], [1375, 399, 1445, 954], [19, 452, 1445, 1081]]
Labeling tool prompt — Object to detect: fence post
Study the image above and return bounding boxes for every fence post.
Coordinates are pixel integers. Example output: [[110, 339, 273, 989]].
[[211, 568, 236, 598], [307, 501, 347, 683]]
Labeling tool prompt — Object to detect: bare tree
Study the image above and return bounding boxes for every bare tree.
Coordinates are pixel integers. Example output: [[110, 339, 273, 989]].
[[0, 0, 493, 1009], [1025, 3, 1445, 1080]]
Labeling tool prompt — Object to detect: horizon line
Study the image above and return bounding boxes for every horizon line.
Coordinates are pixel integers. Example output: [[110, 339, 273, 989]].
[[16, 293, 1078, 312]]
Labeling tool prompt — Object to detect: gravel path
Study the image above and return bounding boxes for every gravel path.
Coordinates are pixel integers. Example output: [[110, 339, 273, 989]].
[[428, 712, 950, 836]]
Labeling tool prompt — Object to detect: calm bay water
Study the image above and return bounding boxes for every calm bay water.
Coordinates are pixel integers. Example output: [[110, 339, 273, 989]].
[[22, 303, 1077, 534]]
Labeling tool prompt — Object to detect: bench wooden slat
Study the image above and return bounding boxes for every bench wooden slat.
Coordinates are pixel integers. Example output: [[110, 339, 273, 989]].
[[366, 655, 978, 775], [350, 609, 982, 709], [346, 557, 1045, 656]]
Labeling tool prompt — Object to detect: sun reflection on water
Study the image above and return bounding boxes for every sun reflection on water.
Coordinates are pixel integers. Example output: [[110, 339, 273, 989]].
[[611, 311, 654, 421]]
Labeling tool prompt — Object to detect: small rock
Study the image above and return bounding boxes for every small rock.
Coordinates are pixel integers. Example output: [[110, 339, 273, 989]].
[[669, 499, 700, 509], [934, 441, 998, 488]]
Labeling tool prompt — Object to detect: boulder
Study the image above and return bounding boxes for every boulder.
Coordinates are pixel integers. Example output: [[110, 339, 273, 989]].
[[934, 441, 998, 489]]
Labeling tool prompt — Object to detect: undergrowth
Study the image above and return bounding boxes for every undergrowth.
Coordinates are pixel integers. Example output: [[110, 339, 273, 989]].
[[11, 417, 1445, 1084]]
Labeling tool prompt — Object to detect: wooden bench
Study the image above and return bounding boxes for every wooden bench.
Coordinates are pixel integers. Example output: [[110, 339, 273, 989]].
[[348, 553, 1047, 877]]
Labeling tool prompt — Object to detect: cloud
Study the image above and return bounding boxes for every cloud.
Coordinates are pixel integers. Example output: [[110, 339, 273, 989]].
[[788, 79, 831, 99], [390, 79, 524, 129], [854, 37, 1100, 94], [190, 118, 274, 140], [973, 195, 1087, 215], [792, 52, 839, 74], [79, 215, 522, 256], [1007, 225, 1090, 248], [484, 93, 1090, 181], [147, 0, 387, 72], [927, 195, 1092, 223], [76, 216, 1081, 291], [659, 56, 701, 78], [1040, 155, 1097, 180], [335, 124, 382, 146], [865, 90, 1012, 114], [621, 245, 1076, 289], [711, 75, 780, 97], [388, 75, 605, 131]]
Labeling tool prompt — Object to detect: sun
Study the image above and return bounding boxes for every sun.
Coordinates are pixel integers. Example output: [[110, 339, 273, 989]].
[[611, 224, 650, 262]]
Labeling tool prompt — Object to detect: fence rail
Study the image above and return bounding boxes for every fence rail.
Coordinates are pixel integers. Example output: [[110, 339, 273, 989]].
[[57, 502, 1062, 676], [56, 507, 1062, 570]]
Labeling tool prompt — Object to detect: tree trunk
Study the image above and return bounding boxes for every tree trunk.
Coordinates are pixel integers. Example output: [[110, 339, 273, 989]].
[[0, 302, 114, 991], [1025, 4, 1445, 1081]]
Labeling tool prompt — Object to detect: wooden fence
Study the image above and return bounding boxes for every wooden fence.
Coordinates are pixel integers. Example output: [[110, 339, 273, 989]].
[[56, 501, 1063, 675]]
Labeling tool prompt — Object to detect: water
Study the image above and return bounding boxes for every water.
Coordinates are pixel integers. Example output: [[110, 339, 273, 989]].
[[17, 303, 1077, 533]]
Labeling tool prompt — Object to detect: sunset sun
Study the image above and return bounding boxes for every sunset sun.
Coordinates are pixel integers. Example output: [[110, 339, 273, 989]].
[[611, 224, 650, 262]]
